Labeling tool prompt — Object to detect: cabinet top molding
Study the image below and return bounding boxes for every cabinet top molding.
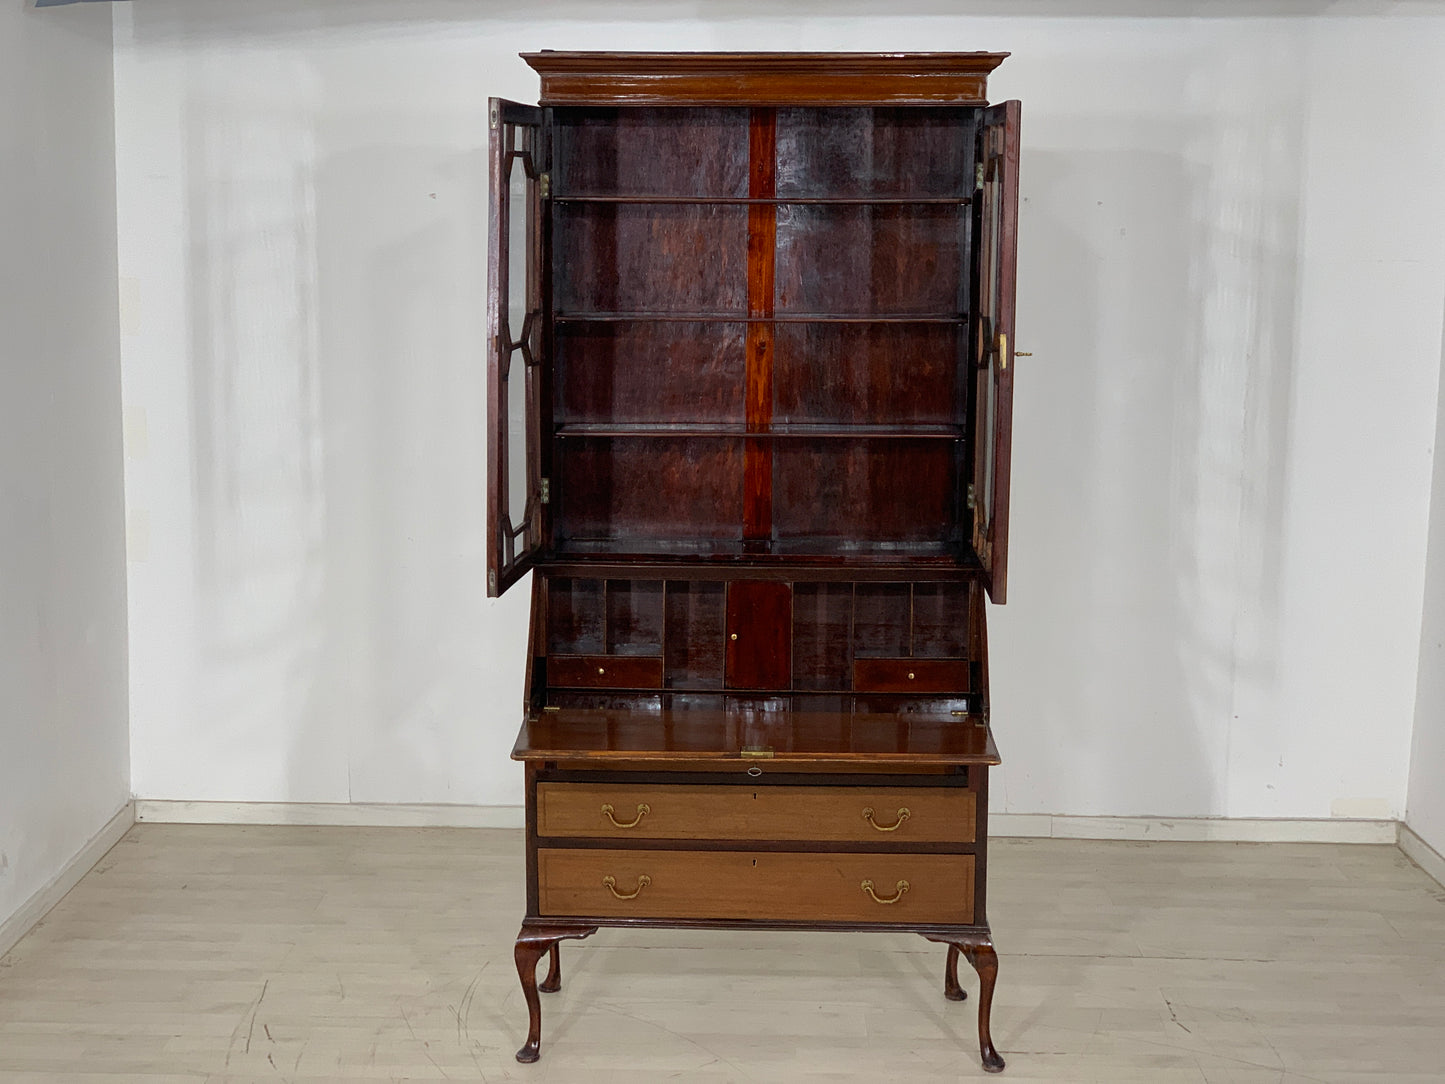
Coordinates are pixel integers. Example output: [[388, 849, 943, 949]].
[[521, 51, 1011, 106]]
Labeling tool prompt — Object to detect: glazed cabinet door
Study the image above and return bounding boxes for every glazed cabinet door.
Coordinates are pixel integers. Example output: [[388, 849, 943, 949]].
[[971, 100, 1020, 604], [487, 98, 548, 597]]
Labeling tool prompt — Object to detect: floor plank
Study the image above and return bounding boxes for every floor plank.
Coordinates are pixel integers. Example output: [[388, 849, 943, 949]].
[[1, 827, 1443, 1080]]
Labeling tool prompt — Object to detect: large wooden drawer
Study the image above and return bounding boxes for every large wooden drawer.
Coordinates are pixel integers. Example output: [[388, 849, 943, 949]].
[[537, 848, 974, 923], [537, 783, 975, 843]]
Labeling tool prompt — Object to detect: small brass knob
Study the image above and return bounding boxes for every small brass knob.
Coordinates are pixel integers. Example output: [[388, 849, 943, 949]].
[[730, 633, 738, 641], [908, 672, 915, 680], [597, 667, 605, 675]]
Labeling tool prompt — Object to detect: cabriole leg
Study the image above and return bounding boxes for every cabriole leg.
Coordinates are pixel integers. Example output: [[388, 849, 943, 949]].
[[540, 942, 562, 993], [962, 939, 1005, 1072], [513, 923, 596, 1063], [925, 932, 1004, 1073], [944, 943, 968, 1002]]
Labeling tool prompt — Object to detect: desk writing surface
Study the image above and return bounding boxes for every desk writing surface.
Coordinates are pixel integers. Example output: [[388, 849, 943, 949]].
[[513, 708, 1001, 765]]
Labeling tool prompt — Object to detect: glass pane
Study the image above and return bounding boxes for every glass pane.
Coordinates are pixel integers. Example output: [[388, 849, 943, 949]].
[[507, 137, 530, 351], [506, 343, 529, 545], [978, 363, 995, 534], [505, 133, 533, 548]]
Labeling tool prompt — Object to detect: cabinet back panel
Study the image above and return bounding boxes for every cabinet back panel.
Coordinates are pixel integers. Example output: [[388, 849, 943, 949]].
[[911, 582, 972, 657], [775, 205, 965, 316], [607, 579, 665, 656], [555, 436, 745, 542], [773, 324, 963, 427], [552, 107, 749, 198], [556, 322, 746, 425], [792, 583, 854, 691], [542, 577, 975, 698], [548, 577, 606, 655], [771, 439, 956, 542], [853, 584, 912, 658], [664, 581, 726, 689], [554, 204, 748, 314], [775, 107, 976, 199]]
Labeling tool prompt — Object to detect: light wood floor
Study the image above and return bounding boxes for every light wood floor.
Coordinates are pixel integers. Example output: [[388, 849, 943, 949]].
[[1, 827, 1443, 1082]]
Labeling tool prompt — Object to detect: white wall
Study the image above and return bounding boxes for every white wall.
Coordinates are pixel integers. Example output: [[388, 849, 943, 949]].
[[0, 1, 130, 929], [114, 1, 1445, 818], [1406, 311, 1445, 855]]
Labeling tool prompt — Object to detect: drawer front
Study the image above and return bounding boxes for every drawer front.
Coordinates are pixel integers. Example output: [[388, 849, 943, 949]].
[[538, 848, 973, 923], [853, 658, 970, 693], [548, 655, 663, 689], [537, 783, 975, 843]]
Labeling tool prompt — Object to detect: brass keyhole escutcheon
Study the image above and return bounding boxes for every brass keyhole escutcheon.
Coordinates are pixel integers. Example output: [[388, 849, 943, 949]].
[[862, 806, 911, 832], [602, 874, 651, 900], [601, 803, 650, 829], [861, 879, 910, 905]]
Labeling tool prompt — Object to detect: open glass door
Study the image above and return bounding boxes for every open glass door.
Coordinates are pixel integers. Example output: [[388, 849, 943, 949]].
[[971, 100, 1020, 605], [487, 98, 546, 597]]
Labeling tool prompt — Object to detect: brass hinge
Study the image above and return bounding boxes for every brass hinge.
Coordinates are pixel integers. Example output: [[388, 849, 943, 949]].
[[740, 747, 774, 759], [489, 102, 499, 131], [540, 478, 550, 505], [966, 483, 977, 511], [488, 569, 497, 592], [539, 173, 550, 200], [975, 160, 985, 190]]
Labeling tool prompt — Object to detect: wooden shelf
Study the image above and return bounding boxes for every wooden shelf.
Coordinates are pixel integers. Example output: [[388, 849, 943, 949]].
[[555, 194, 970, 205], [550, 539, 971, 561], [553, 423, 966, 439], [554, 312, 967, 324]]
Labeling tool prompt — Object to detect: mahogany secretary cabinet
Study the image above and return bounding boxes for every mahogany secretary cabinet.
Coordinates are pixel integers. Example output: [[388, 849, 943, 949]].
[[487, 51, 1020, 1073]]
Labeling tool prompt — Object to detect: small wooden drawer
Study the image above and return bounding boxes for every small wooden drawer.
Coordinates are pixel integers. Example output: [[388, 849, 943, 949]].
[[853, 658, 970, 694], [537, 783, 974, 843], [538, 848, 973, 923], [548, 655, 663, 689]]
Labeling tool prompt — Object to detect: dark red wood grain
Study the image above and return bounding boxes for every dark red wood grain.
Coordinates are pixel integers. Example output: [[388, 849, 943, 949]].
[[725, 580, 792, 690], [744, 108, 777, 544], [549, 655, 664, 689], [853, 658, 971, 694]]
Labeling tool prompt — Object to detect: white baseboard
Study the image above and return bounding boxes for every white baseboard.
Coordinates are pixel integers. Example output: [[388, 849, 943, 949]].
[[134, 800, 526, 829], [0, 801, 135, 960], [990, 813, 1397, 843], [1399, 823, 1445, 888], [134, 802, 1393, 844]]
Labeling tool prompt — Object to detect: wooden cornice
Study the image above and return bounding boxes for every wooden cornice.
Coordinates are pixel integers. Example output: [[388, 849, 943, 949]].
[[522, 51, 1009, 107]]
